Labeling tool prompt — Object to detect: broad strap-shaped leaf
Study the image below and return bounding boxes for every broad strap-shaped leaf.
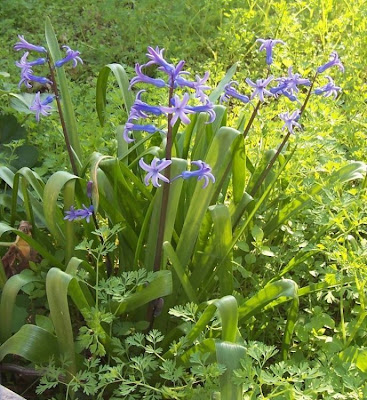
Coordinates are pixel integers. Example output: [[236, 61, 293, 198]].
[[96, 64, 134, 126], [176, 127, 240, 270], [0, 324, 59, 363], [163, 241, 198, 303], [11, 167, 45, 227], [99, 158, 146, 230], [239, 279, 298, 321], [43, 171, 79, 245], [216, 341, 246, 400], [339, 346, 367, 372], [164, 295, 239, 359], [190, 204, 233, 298], [238, 279, 299, 359], [46, 268, 79, 376], [0, 271, 42, 342]]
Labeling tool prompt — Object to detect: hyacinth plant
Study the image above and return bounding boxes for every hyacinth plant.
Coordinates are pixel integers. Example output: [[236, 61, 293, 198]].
[[0, 21, 366, 399]]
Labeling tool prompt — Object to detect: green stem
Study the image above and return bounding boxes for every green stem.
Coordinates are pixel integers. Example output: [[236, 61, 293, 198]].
[[340, 287, 346, 345], [91, 209, 113, 277], [47, 58, 79, 176]]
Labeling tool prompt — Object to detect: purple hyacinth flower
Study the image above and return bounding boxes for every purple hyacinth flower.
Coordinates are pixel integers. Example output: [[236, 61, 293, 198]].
[[314, 76, 342, 99], [246, 76, 274, 102], [256, 38, 285, 65], [64, 205, 94, 223], [123, 122, 160, 143], [279, 110, 302, 134], [55, 46, 83, 68], [29, 92, 54, 122], [220, 81, 250, 104], [272, 67, 311, 96], [279, 90, 298, 102], [145, 46, 176, 75], [175, 71, 211, 102], [144, 47, 188, 85], [160, 93, 195, 126], [185, 100, 216, 123], [168, 60, 188, 86], [14, 35, 47, 53], [19, 69, 52, 88], [130, 90, 165, 118], [172, 160, 215, 188], [317, 51, 344, 74], [129, 63, 167, 88], [16, 52, 46, 71], [29, 74, 52, 86], [18, 67, 34, 88], [139, 157, 172, 187]]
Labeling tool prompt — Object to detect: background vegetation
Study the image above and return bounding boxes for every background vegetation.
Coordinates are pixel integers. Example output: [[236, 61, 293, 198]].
[[1, 0, 367, 399]]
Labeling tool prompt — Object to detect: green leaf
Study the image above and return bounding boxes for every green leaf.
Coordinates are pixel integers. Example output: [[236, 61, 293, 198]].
[[216, 341, 245, 400], [199, 204, 233, 297], [232, 136, 247, 204], [0, 114, 26, 143], [43, 171, 79, 245], [163, 241, 198, 303], [340, 346, 367, 372], [0, 271, 42, 342], [165, 295, 239, 359], [239, 279, 298, 321], [176, 127, 240, 269], [46, 268, 78, 376], [96, 64, 134, 126], [0, 324, 59, 363], [238, 279, 299, 359]]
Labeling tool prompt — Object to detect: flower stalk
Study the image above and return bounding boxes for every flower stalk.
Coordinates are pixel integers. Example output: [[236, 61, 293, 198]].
[[47, 58, 79, 176]]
